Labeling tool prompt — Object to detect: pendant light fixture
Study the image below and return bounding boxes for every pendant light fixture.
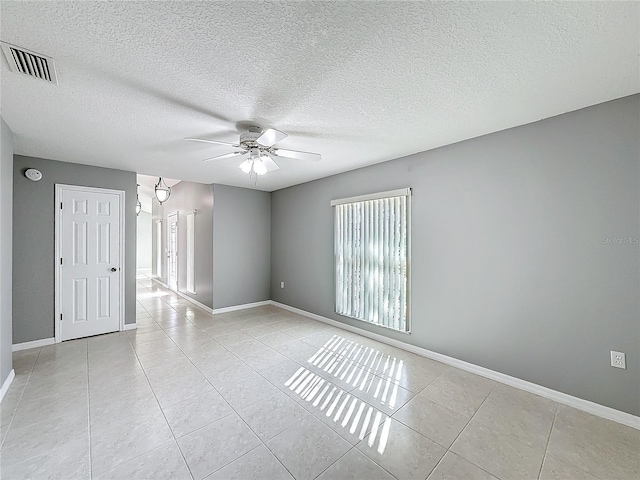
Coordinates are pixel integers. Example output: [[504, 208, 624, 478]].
[[135, 184, 142, 216], [155, 177, 171, 204]]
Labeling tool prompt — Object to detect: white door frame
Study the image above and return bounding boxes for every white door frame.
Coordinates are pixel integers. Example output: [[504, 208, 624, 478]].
[[155, 219, 163, 279], [54, 184, 126, 343], [166, 211, 179, 292]]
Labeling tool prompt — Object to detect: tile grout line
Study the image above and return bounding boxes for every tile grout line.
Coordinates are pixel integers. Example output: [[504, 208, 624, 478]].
[[8, 287, 450, 480], [173, 319, 303, 479], [6, 283, 194, 476], [137, 283, 298, 479], [12, 277, 637, 479], [2, 345, 94, 470], [0, 346, 42, 451], [128, 363, 195, 479], [204, 443, 297, 480], [86, 286, 183, 479], [214, 300, 638, 478], [310, 426, 404, 480], [438, 381, 502, 479], [379, 367, 480, 479], [384, 367, 456, 452], [331, 360, 455, 479], [251, 326, 437, 479], [310, 353, 445, 480], [86, 340, 93, 480], [255, 333, 424, 479], [91, 284, 189, 479], [135, 279, 515, 480], [536, 403, 559, 480], [134, 288, 197, 480], [310, 445, 357, 480], [150, 281, 385, 480]]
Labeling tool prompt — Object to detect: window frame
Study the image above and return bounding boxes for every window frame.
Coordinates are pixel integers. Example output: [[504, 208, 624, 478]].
[[332, 188, 412, 334]]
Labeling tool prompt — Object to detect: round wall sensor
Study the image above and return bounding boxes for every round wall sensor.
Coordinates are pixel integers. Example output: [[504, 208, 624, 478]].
[[25, 169, 42, 182]]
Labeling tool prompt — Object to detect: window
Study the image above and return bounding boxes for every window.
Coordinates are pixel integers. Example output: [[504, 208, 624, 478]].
[[332, 188, 411, 332], [186, 211, 196, 294]]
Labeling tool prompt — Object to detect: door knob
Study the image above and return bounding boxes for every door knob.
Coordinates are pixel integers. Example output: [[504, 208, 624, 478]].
[[110, 267, 117, 272]]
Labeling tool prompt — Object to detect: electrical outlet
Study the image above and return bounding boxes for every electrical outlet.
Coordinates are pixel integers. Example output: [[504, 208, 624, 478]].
[[611, 351, 626, 369], [280, 281, 285, 289]]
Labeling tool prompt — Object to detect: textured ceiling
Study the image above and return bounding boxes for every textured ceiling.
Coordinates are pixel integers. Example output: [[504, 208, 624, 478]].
[[1, 2, 638, 191]]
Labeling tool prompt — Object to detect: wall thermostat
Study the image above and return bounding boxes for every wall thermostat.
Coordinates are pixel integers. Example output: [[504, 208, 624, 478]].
[[25, 168, 42, 181]]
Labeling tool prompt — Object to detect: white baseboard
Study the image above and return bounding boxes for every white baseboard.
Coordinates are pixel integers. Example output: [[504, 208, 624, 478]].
[[152, 277, 169, 289], [179, 293, 214, 314], [12, 338, 55, 352], [0, 369, 15, 403], [151, 277, 270, 315], [152, 278, 214, 314], [213, 300, 271, 314], [270, 301, 640, 430], [123, 323, 137, 331], [151, 278, 268, 315]]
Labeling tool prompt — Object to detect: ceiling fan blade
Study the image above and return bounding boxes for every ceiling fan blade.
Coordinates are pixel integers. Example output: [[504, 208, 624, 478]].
[[263, 155, 280, 172], [272, 148, 321, 162], [202, 151, 246, 162], [186, 137, 241, 147], [256, 128, 288, 147]]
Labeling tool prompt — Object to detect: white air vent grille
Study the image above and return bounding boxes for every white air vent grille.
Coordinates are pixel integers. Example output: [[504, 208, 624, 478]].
[[1, 42, 58, 84]]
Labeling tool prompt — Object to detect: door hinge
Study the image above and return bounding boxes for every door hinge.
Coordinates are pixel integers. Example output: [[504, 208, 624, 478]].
[[60, 313, 63, 321], [60, 202, 63, 209], [60, 258, 63, 265]]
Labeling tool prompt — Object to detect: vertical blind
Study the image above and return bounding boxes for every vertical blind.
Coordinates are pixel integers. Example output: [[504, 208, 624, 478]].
[[186, 212, 196, 294], [333, 189, 411, 332]]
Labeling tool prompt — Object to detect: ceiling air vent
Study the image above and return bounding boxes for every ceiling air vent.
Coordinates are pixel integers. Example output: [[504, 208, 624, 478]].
[[1, 42, 58, 84]]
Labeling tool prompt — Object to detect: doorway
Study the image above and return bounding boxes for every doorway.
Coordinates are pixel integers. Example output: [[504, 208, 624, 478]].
[[55, 184, 125, 341], [167, 211, 179, 291]]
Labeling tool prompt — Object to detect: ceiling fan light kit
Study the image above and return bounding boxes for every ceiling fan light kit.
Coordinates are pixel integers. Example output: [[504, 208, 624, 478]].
[[154, 177, 171, 204], [238, 159, 252, 174], [253, 157, 268, 176], [185, 126, 321, 179]]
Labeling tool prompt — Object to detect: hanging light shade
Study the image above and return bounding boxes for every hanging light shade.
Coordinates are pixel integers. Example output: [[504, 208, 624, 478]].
[[155, 177, 171, 204], [135, 184, 142, 216], [253, 158, 268, 176], [238, 149, 270, 177], [239, 159, 253, 174]]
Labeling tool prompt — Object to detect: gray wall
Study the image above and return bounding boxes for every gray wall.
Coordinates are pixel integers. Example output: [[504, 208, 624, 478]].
[[13, 155, 137, 344], [1, 119, 13, 385], [152, 181, 214, 308], [271, 95, 640, 416], [137, 211, 152, 270], [213, 184, 271, 309]]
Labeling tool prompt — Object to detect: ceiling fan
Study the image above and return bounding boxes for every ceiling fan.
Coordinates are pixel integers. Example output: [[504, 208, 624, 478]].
[[185, 126, 321, 176]]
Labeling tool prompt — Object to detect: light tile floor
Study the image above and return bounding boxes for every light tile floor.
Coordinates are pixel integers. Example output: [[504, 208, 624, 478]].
[[1, 276, 638, 479]]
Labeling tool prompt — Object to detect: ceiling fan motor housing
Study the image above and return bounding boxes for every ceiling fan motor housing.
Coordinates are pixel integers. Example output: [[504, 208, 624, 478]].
[[239, 128, 263, 147]]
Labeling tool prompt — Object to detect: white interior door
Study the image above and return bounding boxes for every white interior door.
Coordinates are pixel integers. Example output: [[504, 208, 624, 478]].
[[167, 212, 178, 291], [59, 186, 123, 341]]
